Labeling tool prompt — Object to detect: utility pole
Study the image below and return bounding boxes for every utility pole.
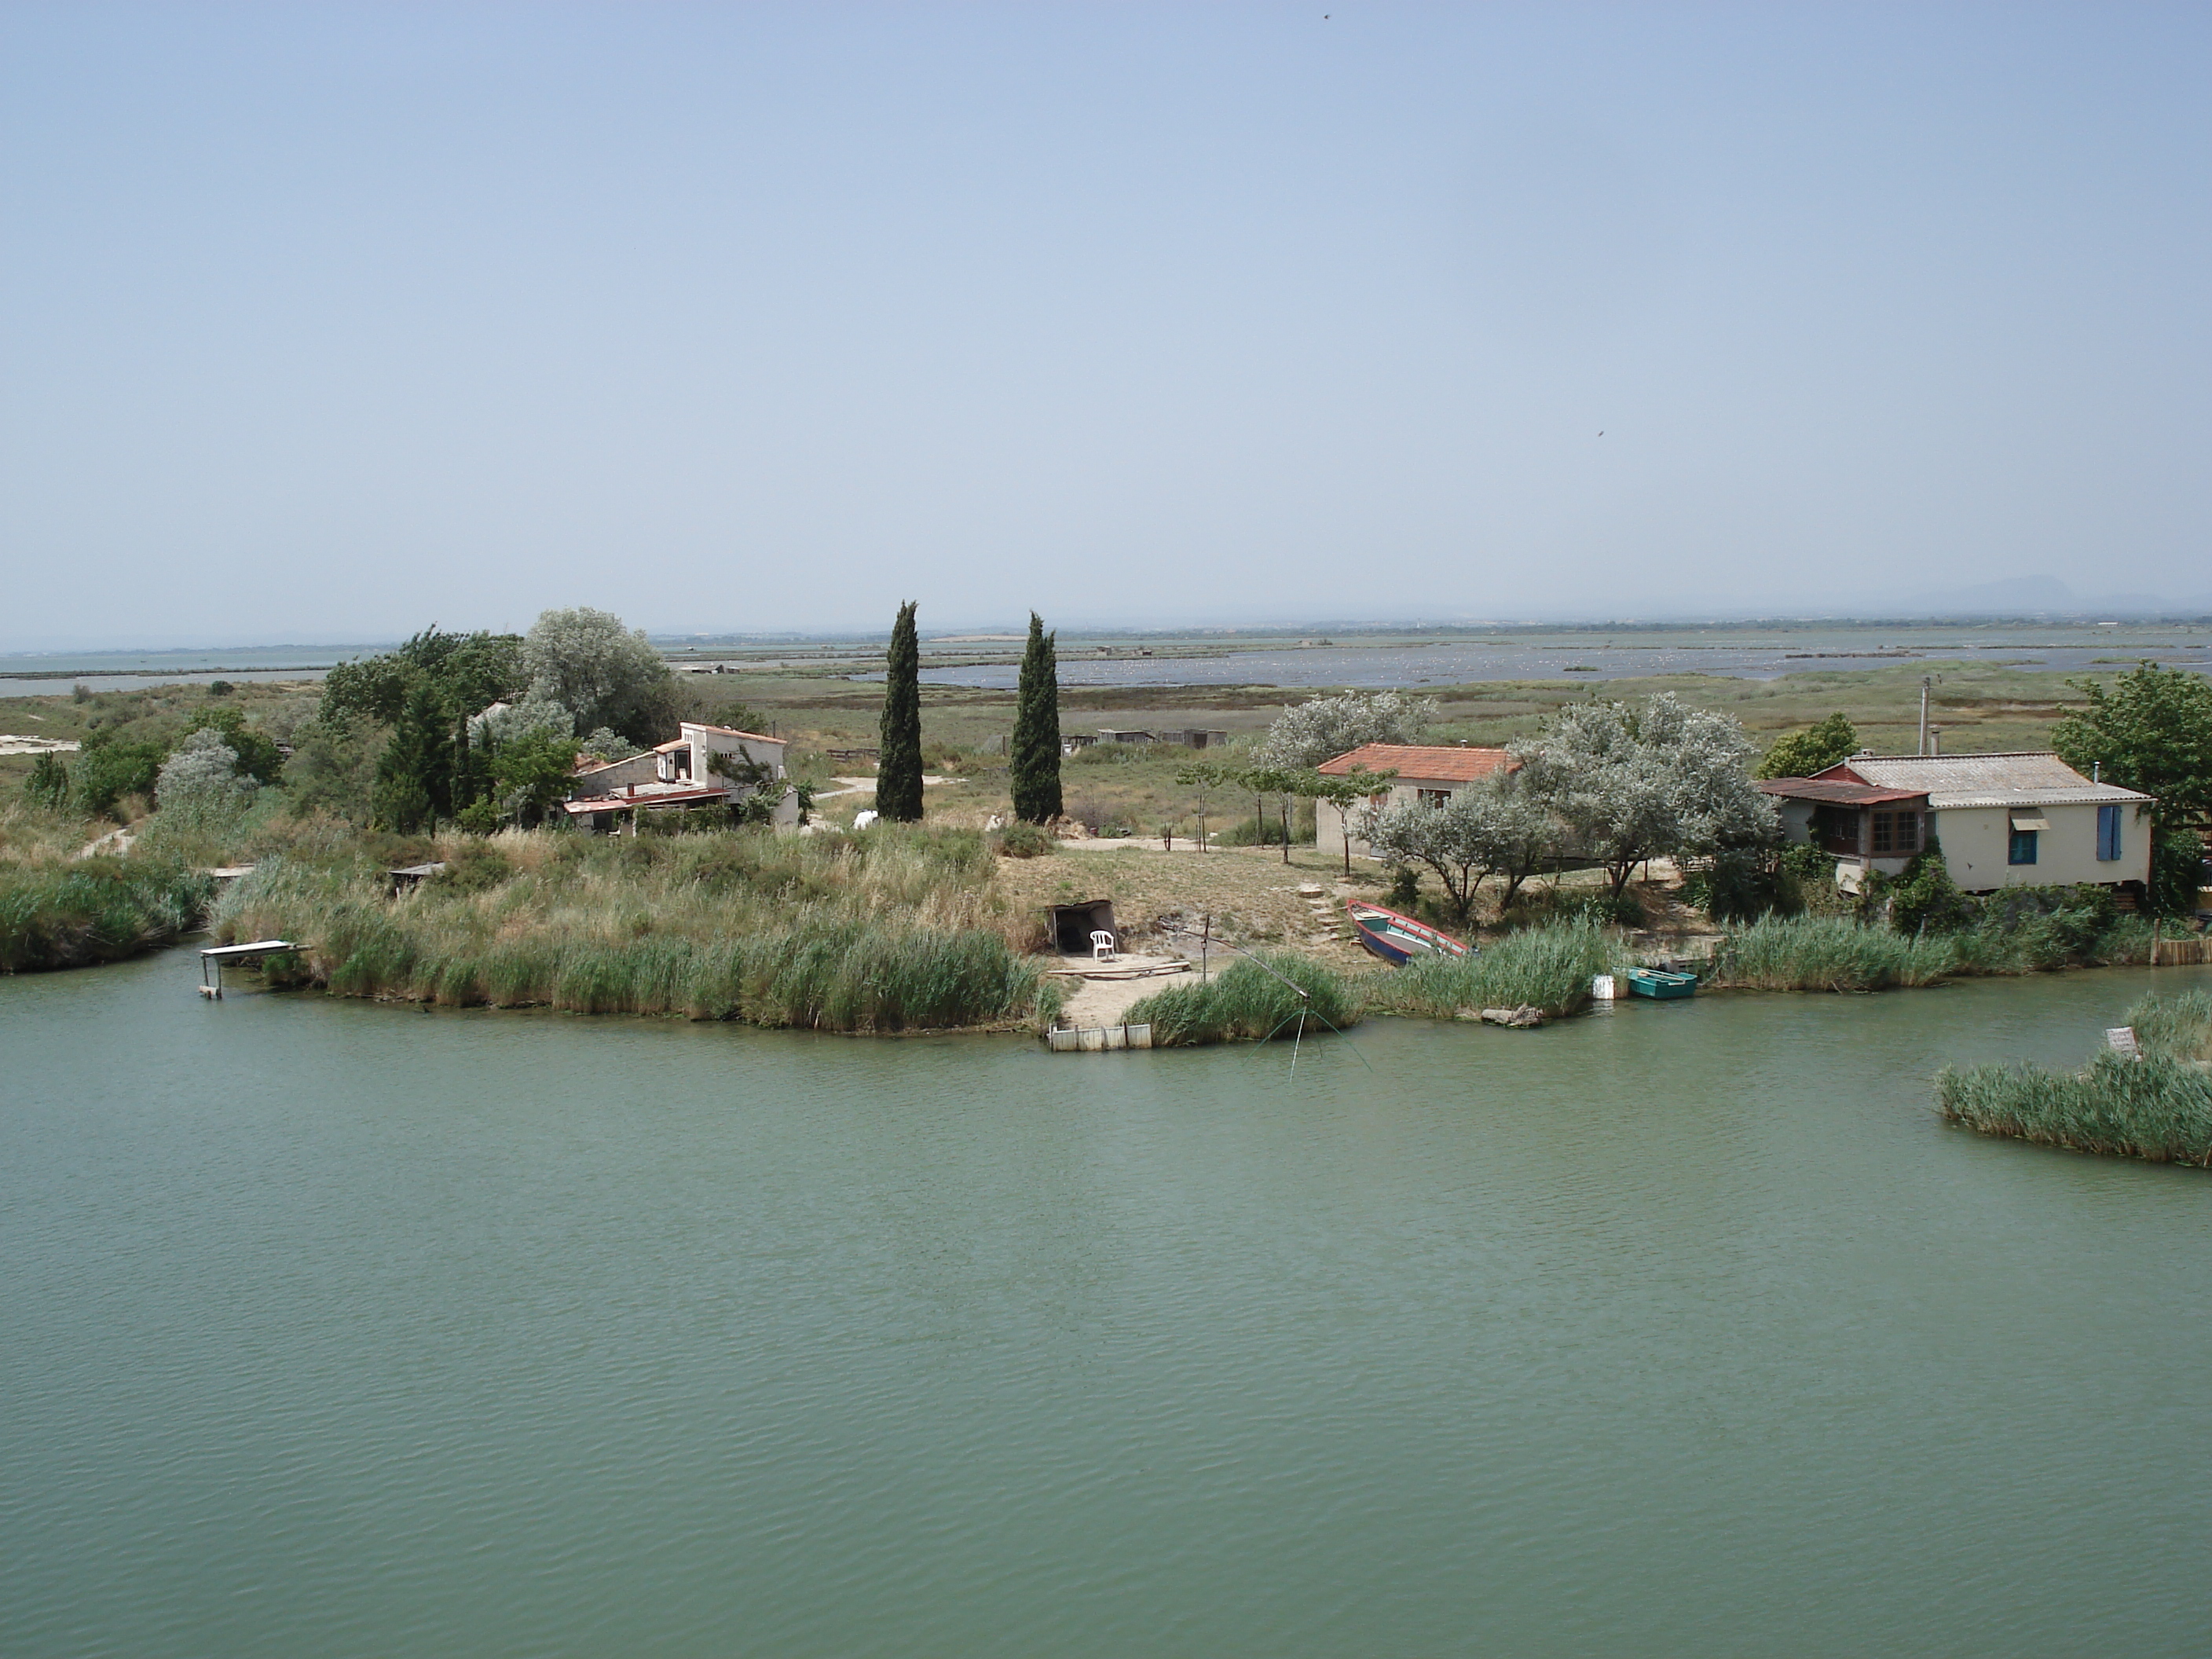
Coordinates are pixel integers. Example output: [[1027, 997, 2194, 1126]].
[[1918, 675, 1938, 756]]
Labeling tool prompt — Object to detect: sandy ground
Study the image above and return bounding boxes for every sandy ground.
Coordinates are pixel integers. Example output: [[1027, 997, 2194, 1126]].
[[0, 736, 79, 755], [1047, 955, 1196, 1026], [815, 775, 959, 800], [998, 841, 1382, 969]]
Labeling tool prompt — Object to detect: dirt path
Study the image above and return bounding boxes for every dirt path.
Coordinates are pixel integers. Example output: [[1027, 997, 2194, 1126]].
[[75, 824, 135, 859]]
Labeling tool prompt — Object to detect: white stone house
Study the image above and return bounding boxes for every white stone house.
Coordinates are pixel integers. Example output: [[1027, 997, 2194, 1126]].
[[1313, 742, 1516, 861], [562, 722, 800, 833], [1758, 752, 2153, 894]]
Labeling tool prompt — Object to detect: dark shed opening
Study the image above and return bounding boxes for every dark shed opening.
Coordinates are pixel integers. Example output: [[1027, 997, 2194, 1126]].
[[1045, 899, 1118, 954]]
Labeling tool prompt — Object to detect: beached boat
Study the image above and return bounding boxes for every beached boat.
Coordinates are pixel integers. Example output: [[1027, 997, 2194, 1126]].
[[1624, 967, 1697, 1000], [1346, 901, 1471, 966]]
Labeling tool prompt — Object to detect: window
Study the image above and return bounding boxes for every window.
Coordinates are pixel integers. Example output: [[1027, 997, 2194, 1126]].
[[2009, 828, 2038, 866], [2097, 804, 2122, 862], [1870, 811, 1921, 855], [1417, 789, 1452, 810]]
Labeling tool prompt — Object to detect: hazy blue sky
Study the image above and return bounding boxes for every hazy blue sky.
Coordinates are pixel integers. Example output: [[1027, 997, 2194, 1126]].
[[3, 3, 2207, 647]]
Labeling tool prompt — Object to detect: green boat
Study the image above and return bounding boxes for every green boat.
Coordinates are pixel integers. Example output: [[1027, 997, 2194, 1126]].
[[1624, 967, 1698, 1000]]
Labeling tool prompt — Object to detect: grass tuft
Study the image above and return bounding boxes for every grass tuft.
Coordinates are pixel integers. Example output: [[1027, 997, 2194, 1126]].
[[1126, 953, 1361, 1046], [1368, 921, 1621, 1020]]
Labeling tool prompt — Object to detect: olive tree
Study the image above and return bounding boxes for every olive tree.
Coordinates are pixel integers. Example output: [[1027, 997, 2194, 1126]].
[[1256, 689, 1433, 769], [523, 608, 675, 745], [155, 731, 260, 830], [1511, 694, 1776, 898], [1361, 771, 1557, 921]]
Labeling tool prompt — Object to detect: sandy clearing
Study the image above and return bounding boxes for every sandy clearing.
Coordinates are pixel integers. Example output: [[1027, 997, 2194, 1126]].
[[0, 736, 79, 755]]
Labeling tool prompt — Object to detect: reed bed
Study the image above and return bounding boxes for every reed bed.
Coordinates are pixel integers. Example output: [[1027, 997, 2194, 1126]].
[[1370, 921, 1621, 1020], [0, 859, 214, 971], [1708, 910, 2155, 993], [212, 826, 1050, 1031], [1126, 953, 1362, 1046], [1936, 991, 2212, 1165], [1707, 916, 1956, 992]]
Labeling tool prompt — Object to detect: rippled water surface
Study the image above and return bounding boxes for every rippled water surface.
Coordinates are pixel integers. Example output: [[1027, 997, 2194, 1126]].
[[5, 956, 2210, 1657]]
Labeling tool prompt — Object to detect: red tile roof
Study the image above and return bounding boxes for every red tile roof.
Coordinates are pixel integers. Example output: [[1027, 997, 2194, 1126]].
[[1315, 743, 1515, 783]]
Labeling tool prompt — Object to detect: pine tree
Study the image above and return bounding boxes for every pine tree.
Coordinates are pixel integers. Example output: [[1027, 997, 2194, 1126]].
[[372, 679, 455, 833], [1009, 612, 1064, 823], [875, 601, 925, 822]]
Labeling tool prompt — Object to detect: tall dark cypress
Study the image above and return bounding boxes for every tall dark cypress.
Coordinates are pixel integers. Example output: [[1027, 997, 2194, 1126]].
[[372, 679, 455, 833], [875, 601, 925, 822], [1009, 612, 1064, 823]]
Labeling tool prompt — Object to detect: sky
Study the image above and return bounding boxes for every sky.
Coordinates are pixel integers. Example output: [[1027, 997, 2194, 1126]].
[[2, 3, 2207, 649]]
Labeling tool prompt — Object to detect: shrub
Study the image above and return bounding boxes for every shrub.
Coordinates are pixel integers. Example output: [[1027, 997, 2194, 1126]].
[[991, 820, 1056, 858], [1126, 954, 1361, 1046]]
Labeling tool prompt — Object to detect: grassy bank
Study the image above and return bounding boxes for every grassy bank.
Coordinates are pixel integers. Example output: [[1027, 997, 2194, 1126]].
[[0, 859, 214, 971], [214, 825, 1054, 1032], [1367, 921, 1621, 1021], [1707, 910, 2154, 994], [1936, 990, 2212, 1166], [1125, 953, 1361, 1046]]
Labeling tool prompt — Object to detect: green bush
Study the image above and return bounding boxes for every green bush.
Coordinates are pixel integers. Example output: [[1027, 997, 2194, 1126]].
[[1884, 837, 1972, 936], [1126, 954, 1361, 1046], [991, 820, 1057, 859], [2149, 829, 2205, 918]]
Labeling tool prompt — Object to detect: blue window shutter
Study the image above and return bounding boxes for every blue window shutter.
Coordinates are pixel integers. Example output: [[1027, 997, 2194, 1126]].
[[2097, 804, 2121, 862]]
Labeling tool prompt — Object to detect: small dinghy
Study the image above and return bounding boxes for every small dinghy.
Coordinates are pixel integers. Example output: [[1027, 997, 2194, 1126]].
[[1346, 901, 1471, 966], [1624, 967, 1697, 1000]]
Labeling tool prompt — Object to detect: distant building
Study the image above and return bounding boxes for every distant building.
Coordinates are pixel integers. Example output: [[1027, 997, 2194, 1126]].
[[1758, 752, 2152, 894], [562, 722, 800, 833], [1313, 742, 1515, 861], [1093, 727, 1231, 749]]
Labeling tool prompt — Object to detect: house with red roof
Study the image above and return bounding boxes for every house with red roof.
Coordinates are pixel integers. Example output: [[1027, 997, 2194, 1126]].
[[1313, 742, 1516, 862]]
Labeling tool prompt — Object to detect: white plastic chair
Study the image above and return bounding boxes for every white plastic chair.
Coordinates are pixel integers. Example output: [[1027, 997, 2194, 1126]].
[[1090, 930, 1115, 961]]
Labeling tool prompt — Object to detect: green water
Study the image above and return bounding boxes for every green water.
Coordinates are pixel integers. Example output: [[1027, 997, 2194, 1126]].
[[5, 954, 2210, 1657]]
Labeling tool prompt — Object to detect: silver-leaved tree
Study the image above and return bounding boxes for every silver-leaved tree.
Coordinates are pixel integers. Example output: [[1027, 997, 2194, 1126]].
[[1256, 689, 1433, 770], [1511, 694, 1776, 898]]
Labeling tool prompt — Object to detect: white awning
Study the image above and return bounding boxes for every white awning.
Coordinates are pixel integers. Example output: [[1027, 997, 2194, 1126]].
[[2010, 812, 2052, 832]]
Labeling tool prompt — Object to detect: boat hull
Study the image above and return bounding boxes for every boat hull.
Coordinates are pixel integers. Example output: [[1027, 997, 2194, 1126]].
[[1625, 968, 1697, 1000], [1346, 902, 1471, 966]]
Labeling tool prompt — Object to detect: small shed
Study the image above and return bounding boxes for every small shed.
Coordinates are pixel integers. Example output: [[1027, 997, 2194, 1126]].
[[388, 862, 448, 894], [1044, 899, 1119, 954]]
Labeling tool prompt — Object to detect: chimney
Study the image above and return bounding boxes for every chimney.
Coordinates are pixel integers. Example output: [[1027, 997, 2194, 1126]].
[[1930, 729, 1942, 756]]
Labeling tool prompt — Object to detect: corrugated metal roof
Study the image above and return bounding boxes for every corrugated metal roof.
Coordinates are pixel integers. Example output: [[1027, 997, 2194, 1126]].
[[1316, 742, 1515, 783], [1818, 753, 2153, 810], [683, 722, 780, 743]]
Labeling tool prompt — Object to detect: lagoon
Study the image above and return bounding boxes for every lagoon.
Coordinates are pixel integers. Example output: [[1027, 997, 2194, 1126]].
[[4, 954, 2210, 1657]]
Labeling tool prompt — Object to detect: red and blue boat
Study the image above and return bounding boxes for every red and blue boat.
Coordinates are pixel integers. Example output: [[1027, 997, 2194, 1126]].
[[1346, 901, 1472, 966]]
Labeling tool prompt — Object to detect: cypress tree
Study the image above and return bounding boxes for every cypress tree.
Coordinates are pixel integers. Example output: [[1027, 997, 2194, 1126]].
[[372, 679, 455, 833], [1009, 612, 1063, 823], [875, 601, 925, 822]]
